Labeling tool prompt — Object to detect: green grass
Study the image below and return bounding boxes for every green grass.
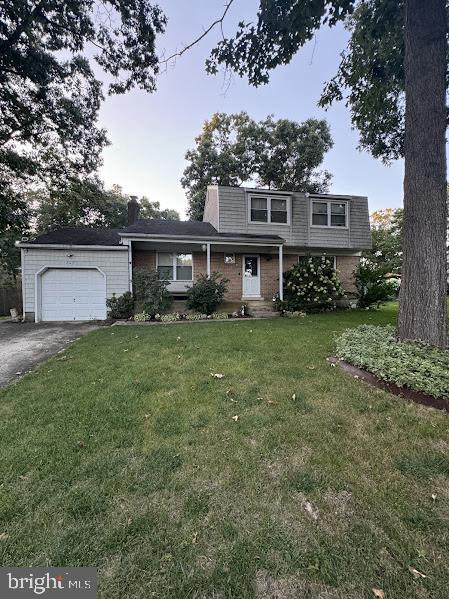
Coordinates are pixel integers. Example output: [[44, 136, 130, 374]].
[[1, 303, 449, 598]]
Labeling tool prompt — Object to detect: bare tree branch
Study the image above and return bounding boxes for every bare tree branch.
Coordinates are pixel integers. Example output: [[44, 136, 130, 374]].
[[159, 0, 235, 69]]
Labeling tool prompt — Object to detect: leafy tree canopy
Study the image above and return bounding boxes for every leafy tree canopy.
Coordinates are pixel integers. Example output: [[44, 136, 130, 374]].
[[33, 179, 179, 233], [182, 112, 333, 220], [206, 0, 412, 162], [0, 0, 167, 241], [364, 208, 403, 274]]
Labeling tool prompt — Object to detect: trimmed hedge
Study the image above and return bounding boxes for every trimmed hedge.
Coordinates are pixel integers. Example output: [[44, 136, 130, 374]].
[[335, 325, 449, 399]]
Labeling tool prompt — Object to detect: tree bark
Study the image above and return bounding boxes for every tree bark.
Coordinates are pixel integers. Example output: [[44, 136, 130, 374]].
[[397, 0, 448, 348]]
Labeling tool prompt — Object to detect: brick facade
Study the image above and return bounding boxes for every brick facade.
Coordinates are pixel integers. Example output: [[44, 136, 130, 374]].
[[336, 255, 360, 293], [132, 249, 359, 300], [133, 249, 156, 271]]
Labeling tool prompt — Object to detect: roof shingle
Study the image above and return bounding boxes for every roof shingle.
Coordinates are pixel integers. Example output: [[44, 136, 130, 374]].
[[25, 220, 283, 246]]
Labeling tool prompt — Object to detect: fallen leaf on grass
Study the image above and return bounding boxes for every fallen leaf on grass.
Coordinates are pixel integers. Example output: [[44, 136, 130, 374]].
[[210, 373, 224, 379], [232, 415, 239, 422], [19, 474, 30, 482], [408, 566, 426, 579], [303, 500, 318, 520], [431, 493, 437, 501], [192, 532, 198, 544], [307, 366, 315, 370], [291, 393, 296, 401], [77, 441, 86, 449], [176, 336, 181, 341], [372, 589, 384, 599], [0, 532, 9, 541]]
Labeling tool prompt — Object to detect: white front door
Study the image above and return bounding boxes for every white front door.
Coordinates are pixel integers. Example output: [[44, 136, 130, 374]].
[[242, 255, 261, 297], [41, 268, 106, 321]]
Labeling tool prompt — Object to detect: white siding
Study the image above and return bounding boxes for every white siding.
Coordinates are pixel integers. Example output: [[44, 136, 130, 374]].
[[22, 248, 129, 315]]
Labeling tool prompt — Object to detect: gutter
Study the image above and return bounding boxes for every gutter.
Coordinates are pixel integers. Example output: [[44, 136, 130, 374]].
[[119, 233, 284, 245], [17, 243, 128, 250]]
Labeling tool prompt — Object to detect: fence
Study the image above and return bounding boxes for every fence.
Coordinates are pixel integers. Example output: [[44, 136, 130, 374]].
[[0, 283, 22, 316]]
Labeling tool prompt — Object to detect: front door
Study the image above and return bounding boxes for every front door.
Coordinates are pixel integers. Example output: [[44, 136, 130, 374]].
[[242, 255, 261, 297]]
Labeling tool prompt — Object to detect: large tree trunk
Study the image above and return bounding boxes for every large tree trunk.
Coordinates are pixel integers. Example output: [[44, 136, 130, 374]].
[[397, 0, 448, 348]]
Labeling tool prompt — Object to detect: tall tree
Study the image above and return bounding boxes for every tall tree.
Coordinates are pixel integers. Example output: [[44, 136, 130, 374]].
[[397, 0, 447, 347], [33, 180, 179, 233], [0, 0, 167, 241], [207, 0, 448, 347], [182, 112, 332, 220]]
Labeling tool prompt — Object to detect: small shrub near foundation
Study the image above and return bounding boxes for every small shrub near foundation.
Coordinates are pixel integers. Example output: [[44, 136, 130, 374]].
[[134, 312, 148, 322]]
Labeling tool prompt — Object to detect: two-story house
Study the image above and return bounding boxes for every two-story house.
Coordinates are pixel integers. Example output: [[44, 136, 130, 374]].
[[19, 186, 371, 321]]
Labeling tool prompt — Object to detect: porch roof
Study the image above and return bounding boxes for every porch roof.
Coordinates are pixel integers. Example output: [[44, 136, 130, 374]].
[[120, 219, 283, 245]]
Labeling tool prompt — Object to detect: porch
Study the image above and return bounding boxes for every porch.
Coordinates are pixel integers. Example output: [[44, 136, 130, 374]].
[[127, 237, 286, 302]]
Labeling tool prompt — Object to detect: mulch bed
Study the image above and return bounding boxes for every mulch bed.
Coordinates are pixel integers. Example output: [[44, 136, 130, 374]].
[[328, 356, 449, 414]]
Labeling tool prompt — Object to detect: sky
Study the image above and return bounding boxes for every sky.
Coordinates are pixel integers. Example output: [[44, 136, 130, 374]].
[[98, 0, 404, 219]]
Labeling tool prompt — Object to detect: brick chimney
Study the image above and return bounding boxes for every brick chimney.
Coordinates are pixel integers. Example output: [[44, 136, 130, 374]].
[[127, 196, 140, 225]]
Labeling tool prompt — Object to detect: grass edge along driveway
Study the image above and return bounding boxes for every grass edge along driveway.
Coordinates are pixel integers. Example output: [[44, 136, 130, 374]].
[[1, 303, 449, 599]]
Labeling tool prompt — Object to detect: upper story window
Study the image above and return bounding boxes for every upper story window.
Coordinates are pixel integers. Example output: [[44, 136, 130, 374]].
[[311, 200, 348, 228], [249, 196, 288, 224], [157, 252, 193, 281]]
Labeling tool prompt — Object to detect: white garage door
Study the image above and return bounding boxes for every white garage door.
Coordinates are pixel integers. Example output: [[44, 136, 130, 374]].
[[41, 268, 106, 321]]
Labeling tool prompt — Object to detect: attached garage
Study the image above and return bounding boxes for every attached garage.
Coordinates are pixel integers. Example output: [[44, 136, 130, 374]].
[[19, 228, 130, 322], [39, 268, 107, 321]]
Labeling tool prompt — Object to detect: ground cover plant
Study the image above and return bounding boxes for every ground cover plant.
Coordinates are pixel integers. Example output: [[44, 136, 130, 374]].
[[335, 325, 449, 399], [1, 303, 449, 598]]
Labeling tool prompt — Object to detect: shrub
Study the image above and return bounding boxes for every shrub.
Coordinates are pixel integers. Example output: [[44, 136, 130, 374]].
[[134, 312, 148, 322], [212, 312, 229, 320], [282, 255, 344, 313], [186, 272, 229, 315], [186, 312, 202, 321], [354, 259, 397, 309], [335, 325, 449, 399], [106, 292, 134, 319], [160, 313, 181, 323], [132, 269, 173, 317]]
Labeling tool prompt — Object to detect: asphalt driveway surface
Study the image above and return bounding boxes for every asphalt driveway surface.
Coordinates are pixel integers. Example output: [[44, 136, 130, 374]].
[[0, 321, 99, 387]]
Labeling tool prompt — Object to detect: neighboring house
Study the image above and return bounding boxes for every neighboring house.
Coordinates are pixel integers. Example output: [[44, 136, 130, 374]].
[[18, 186, 371, 321]]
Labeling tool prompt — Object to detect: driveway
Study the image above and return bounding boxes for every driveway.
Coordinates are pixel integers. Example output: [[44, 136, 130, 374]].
[[0, 321, 99, 387]]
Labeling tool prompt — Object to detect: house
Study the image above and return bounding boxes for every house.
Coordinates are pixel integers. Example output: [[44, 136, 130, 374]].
[[18, 186, 371, 321]]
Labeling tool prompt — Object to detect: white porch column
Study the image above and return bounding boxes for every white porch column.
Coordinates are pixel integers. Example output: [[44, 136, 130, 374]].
[[127, 239, 133, 292], [206, 242, 211, 278], [278, 245, 283, 301]]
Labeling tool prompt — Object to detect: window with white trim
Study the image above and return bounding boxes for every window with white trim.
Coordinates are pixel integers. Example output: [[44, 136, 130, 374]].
[[311, 201, 347, 228], [249, 196, 288, 224], [157, 253, 193, 281]]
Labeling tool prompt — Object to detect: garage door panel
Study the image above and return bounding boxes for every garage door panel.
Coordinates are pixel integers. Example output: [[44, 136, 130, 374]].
[[41, 268, 107, 321]]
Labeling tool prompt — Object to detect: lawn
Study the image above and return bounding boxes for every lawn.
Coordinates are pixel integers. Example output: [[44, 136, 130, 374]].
[[1, 303, 449, 598]]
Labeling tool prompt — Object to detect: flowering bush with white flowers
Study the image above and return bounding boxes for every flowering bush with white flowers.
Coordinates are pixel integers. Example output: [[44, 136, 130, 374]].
[[281, 255, 345, 313]]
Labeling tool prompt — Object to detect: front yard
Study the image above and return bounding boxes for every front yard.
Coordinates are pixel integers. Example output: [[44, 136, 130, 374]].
[[1, 304, 449, 598]]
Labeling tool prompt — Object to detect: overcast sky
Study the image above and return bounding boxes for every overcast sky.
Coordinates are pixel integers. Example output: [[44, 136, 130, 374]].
[[98, 0, 404, 219]]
